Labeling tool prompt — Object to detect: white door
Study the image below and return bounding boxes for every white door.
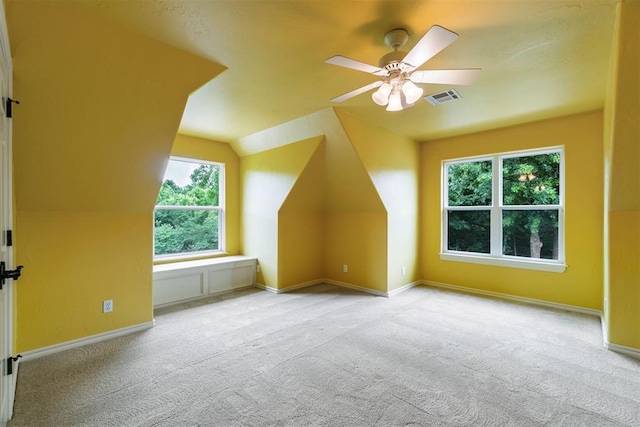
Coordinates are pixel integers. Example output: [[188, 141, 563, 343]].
[[0, 4, 14, 424]]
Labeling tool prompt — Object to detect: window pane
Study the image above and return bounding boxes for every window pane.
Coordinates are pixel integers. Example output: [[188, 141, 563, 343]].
[[502, 210, 558, 259], [447, 210, 490, 253], [502, 152, 560, 205], [156, 160, 220, 207], [447, 160, 492, 206], [154, 209, 219, 255]]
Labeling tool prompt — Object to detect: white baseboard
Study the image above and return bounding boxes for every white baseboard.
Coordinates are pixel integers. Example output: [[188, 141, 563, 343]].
[[605, 341, 640, 359], [255, 279, 324, 294], [322, 279, 388, 297], [388, 281, 420, 297], [254, 283, 277, 293], [600, 314, 640, 358], [256, 279, 381, 296], [19, 320, 156, 362], [421, 280, 602, 317], [256, 279, 418, 298], [601, 315, 609, 344]]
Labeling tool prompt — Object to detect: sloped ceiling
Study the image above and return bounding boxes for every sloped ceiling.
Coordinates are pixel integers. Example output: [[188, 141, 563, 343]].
[[7, 0, 223, 213], [73, 0, 618, 144]]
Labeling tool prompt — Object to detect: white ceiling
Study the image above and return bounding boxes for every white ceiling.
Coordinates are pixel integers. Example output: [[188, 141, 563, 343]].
[[75, 0, 618, 143]]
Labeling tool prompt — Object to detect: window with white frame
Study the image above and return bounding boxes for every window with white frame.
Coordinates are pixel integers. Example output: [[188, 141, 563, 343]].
[[154, 157, 225, 258], [442, 148, 564, 272]]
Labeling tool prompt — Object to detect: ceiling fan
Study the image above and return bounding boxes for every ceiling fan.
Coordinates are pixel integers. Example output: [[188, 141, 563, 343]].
[[326, 25, 481, 111]]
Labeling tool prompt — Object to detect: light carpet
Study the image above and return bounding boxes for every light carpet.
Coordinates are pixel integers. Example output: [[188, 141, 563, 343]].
[[9, 284, 640, 426]]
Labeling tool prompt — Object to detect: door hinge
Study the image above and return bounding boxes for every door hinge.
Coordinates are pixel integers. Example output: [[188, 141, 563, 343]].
[[6, 355, 21, 375], [5, 230, 11, 247], [0, 262, 23, 290], [5, 97, 19, 118]]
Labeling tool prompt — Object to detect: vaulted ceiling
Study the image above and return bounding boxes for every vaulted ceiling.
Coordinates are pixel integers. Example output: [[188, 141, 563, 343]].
[[74, 0, 618, 143]]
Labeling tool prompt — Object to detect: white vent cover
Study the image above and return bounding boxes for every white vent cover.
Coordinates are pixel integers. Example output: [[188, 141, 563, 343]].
[[425, 89, 462, 105]]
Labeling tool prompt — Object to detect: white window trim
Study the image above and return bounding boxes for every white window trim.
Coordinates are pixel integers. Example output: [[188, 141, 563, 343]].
[[440, 252, 566, 273], [440, 147, 566, 273], [154, 157, 226, 261]]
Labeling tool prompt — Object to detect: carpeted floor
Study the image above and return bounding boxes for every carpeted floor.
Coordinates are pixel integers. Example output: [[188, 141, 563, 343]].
[[9, 284, 640, 426]]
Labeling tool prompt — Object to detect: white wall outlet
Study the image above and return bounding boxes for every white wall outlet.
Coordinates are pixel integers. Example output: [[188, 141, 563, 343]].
[[402, 267, 406, 276], [256, 264, 261, 273], [103, 300, 113, 313], [343, 264, 348, 273]]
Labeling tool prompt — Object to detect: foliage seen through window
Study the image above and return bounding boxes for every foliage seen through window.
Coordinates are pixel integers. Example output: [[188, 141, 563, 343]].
[[445, 150, 562, 262], [154, 159, 223, 256]]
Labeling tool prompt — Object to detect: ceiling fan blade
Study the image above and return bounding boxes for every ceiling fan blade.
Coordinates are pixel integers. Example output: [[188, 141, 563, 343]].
[[410, 69, 481, 85], [326, 55, 386, 75], [330, 81, 383, 103], [401, 25, 459, 70]]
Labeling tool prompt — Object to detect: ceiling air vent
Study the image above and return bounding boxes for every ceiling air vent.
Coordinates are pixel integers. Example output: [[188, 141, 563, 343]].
[[425, 89, 462, 105]]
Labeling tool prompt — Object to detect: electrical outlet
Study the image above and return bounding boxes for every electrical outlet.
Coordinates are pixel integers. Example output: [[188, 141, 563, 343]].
[[402, 267, 406, 276], [103, 300, 113, 313], [343, 264, 348, 273], [256, 265, 261, 273]]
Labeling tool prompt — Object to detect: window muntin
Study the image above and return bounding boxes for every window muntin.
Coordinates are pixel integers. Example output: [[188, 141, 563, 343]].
[[443, 148, 563, 270], [154, 157, 224, 258]]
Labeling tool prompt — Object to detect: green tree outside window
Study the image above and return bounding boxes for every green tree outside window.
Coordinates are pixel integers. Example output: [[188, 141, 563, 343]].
[[154, 161, 223, 256], [446, 150, 561, 261]]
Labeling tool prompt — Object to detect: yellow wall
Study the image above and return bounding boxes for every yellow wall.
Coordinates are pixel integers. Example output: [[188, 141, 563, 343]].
[[278, 143, 325, 288], [336, 110, 420, 291], [323, 212, 388, 292], [240, 108, 389, 292], [8, 1, 222, 351], [16, 212, 152, 351], [603, 0, 640, 348], [421, 111, 604, 310], [317, 110, 387, 292], [278, 211, 325, 288], [241, 136, 324, 287], [171, 134, 241, 257]]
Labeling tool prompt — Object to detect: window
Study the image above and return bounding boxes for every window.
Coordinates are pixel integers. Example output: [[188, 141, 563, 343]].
[[442, 148, 564, 272], [154, 157, 225, 258]]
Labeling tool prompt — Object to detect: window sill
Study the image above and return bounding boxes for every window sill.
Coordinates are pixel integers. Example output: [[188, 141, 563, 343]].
[[153, 255, 256, 274], [154, 251, 228, 265], [439, 252, 566, 273]]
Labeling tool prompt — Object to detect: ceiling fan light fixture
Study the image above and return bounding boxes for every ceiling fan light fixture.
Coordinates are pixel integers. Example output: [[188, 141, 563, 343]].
[[372, 82, 392, 106], [401, 96, 414, 110], [386, 91, 403, 111], [402, 81, 424, 104]]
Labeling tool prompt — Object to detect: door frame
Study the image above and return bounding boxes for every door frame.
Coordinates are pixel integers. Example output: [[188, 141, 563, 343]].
[[0, 1, 15, 423]]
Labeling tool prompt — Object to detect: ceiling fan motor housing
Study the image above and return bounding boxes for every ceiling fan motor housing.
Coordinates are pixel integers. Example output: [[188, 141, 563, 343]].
[[378, 51, 407, 69], [379, 28, 410, 69]]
